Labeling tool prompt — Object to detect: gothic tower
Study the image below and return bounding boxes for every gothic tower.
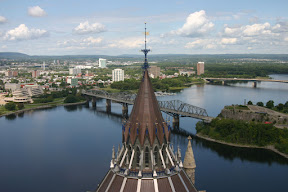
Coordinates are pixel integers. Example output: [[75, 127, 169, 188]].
[[96, 24, 199, 192]]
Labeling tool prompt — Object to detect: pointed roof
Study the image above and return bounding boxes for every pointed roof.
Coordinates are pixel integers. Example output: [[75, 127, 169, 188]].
[[183, 136, 196, 169], [123, 69, 170, 146]]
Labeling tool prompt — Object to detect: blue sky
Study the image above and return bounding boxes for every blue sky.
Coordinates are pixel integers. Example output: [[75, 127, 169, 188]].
[[0, 0, 287, 55]]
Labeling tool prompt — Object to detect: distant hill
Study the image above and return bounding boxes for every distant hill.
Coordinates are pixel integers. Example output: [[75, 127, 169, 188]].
[[1, 52, 288, 62], [0, 52, 31, 59]]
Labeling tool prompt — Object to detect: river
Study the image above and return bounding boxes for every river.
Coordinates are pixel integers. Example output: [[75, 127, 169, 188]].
[[0, 74, 288, 192]]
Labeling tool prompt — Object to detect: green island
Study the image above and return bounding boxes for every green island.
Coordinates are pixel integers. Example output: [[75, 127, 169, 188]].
[[196, 102, 288, 157]]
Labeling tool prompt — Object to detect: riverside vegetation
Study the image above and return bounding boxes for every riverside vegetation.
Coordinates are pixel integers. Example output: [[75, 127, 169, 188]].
[[196, 118, 288, 155], [0, 88, 85, 116]]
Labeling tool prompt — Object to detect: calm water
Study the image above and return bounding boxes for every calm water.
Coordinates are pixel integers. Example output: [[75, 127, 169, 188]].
[[0, 74, 288, 192]]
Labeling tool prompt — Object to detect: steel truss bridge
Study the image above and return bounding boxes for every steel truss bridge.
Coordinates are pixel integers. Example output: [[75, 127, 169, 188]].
[[82, 90, 213, 122]]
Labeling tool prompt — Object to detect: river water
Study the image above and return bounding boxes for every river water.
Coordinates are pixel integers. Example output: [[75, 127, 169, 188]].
[[0, 74, 288, 192]]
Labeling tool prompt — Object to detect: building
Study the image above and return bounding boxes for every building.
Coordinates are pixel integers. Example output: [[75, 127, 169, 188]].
[[96, 25, 199, 192], [197, 62, 205, 76], [21, 84, 44, 96], [148, 65, 161, 78], [112, 69, 124, 82], [32, 70, 40, 78], [99, 58, 107, 68], [69, 68, 81, 75], [67, 77, 78, 87], [5, 70, 18, 77], [5, 83, 21, 91], [179, 70, 195, 77]]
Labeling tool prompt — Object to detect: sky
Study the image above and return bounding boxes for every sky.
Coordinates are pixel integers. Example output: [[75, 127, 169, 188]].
[[0, 0, 287, 55]]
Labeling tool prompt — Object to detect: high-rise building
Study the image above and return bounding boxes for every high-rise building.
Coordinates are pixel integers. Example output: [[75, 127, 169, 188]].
[[69, 68, 81, 75], [96, 24, 199, 192], [99, 58, 107, 68], [5, 70, 18, 77], [32, 70, 40, 78], [148, 65, 161, 78], [197, 62, 205, 75], [112, 69, 124, 82]]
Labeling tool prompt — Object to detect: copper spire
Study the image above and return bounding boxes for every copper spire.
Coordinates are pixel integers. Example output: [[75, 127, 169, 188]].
[[123, 23, 170, 146]]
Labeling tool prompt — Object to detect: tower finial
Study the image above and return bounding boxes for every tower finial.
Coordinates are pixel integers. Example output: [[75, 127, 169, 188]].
[[141, 22, 150, 70]]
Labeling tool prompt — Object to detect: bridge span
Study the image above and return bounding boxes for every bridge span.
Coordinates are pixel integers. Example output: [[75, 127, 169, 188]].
[[82, 90, 213, 127], [204, 77, 288, 87]]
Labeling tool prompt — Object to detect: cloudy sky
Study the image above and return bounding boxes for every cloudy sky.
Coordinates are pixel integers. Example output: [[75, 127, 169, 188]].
[[0, 0, 287, 55]]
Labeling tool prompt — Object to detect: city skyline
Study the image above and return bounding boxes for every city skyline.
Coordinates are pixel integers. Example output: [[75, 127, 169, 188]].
[[0, 0, 287, 55]]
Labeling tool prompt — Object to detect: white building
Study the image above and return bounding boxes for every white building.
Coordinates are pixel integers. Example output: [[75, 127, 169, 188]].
[[112, 69, 124, 82], [99, 58, 107, 68], [69, 68, 81, 75]]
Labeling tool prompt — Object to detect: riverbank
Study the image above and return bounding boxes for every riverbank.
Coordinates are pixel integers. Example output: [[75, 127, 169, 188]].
[[0, 101, 87, 118], [196, 133, 288, 159]]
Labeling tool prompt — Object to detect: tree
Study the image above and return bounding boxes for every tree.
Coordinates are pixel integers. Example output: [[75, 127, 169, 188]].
[[285, 101, 288, 108], [266, 100, 274, 109], [257, 102, 264, 107], [64, 95, 80, 103], [5, 102, 16, 111], [276, 103, 284, 111], [247, 100, 253, 105], [17, 103, 24, 110]]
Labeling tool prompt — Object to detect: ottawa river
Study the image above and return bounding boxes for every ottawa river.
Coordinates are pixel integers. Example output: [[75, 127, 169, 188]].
[[1, 74, 288, 192]]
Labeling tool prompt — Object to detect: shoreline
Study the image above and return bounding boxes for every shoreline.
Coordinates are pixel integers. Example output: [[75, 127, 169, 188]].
[[196, 133, 288, 159], [0, 101, 87, 118]]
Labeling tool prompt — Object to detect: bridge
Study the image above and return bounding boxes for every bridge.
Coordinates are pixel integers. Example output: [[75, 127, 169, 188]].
[[82, 90, 213, 127], [204, 78, 288, 87]]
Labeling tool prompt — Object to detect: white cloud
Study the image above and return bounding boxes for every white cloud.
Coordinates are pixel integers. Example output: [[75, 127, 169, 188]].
[[224, 27, 240, 36], [221, 38, 238, 44], [4, 24, 48, 41], [108, 37, 144, 49], [28, 6, 46, 17], [83, 37, 103, 45], [242, 23, 271, 36], [170, 10, 214, 37], [57, 37, 103, 47], [224, 22, 281, 37], [185, 39, 217, 49], [284, 37, 288, 42], [74, 21, 106, 34], [0, 16, 7, 23]]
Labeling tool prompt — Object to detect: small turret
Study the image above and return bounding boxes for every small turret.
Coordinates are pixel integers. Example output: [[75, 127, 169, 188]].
[[184, 136, 196, 184]]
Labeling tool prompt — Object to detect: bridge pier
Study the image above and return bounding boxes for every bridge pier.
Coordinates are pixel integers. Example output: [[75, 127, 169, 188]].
[[252, 82, 257, 88], [106, 99, 111, 113], [173, 115, 180, 129], [222, 81, 225, 85], [122, 103, 128, 118], [85, 96, 90, 107], [92, 97, 97, 108]]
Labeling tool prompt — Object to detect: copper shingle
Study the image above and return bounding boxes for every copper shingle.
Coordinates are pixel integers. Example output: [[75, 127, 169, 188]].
[[171, 175, 187, 192], [180, 171, 198, 192], [97, 171, 113, 192], [123, 178, 138, 192], [140, 179, 155, 192], [157, 178, 172, 192], [107, 175, 123, 192], [123, 70, 170, 146]]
